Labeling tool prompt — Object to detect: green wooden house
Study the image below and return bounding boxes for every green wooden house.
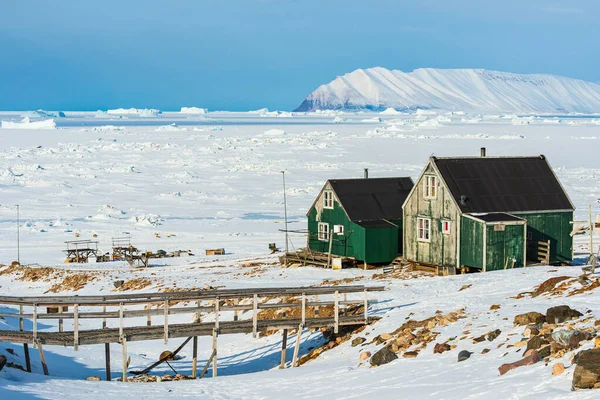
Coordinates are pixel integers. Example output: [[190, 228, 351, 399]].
[[402, 151, 574, 271], [307, 176, 414, 264]]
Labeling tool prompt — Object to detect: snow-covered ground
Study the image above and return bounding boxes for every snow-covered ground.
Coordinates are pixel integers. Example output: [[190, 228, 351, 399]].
[[1, 110, 599, 399]]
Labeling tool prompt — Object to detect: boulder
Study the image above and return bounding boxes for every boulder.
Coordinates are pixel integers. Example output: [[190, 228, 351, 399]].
[[359, 351, 371, 362], [434, 343, 451, 354], [514, 312, 545, 326], [113, 280, 125, 289], [370, 346, 398, 367], [0, 355, 6, 372], [552, 362, 565, 376], [546, 305, 583, 324], [526, 336, 549, 352], [458, 350, 472, 362], [573, 348, 600, 390], [352, 337, 366, 347], [490, 304, 501, 310], [498, 350, 541, 376], [403, 351, 419, 358], [551, 330, 592, 349], [487, 329, 502, 342]]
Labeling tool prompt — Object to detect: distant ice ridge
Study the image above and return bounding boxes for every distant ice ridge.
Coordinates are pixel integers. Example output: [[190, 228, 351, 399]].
[[249, 108, 293, 117], [295, 67, 600, 113], [21, 110, 65, 118], [180, 107, 208, 114], [106, 108, 161, 117], [1, 117, 56, 129]]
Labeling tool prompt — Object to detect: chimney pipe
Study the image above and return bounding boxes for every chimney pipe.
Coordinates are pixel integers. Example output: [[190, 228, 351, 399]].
[[480, 147, 486, 157], [364, 168, 369, 179]]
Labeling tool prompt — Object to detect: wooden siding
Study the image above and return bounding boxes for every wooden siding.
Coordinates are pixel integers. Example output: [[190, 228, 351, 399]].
[[403, 163, 460, 266], [485, 224, 525, 271], [459, 216, 484, 269], [365, 225, 399, 263], [513, 211, 573, 263]]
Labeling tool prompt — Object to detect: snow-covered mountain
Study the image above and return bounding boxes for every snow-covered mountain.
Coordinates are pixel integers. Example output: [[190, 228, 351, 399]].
[[295, 67, 600, 113]]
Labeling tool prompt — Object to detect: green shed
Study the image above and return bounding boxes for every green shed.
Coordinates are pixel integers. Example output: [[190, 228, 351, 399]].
[[307, 176, 413, 264]]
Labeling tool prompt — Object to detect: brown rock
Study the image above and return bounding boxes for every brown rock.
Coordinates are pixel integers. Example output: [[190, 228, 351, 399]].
[[514, 340, 528, 348], [352, 337, 366, 347], [546, 305, 583, 324], [514, 312, 546, 326], [573, 348, 600, 390], [370, 346, 398, 367], [403, 351, 419, 358], [490, 304, 501, 310], [487, 329, 502, 342], [380, 333, 393, 341], [552, 363, 565, 376], [359, 351, 371, 362], [433, 342, 451, 354], [527, 336, 549, 352], [482, 348, 490, 354], [498, 350, 541, 376], [86, 376, 101, 381]]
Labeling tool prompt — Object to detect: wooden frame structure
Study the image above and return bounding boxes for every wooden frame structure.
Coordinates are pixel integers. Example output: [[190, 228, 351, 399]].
[[64, 240, 99, 263], [0, 285, 383, 381]]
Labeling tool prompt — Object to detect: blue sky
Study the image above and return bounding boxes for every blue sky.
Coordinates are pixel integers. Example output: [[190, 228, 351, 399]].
[[1, 0, 598, 111]]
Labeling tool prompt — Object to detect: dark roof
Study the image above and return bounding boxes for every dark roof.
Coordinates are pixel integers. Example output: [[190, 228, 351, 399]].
[[468, 213, 525, 223], [329, 177, 414, 222], [355, 220, 398, 228], [433, 156, 573, 213]]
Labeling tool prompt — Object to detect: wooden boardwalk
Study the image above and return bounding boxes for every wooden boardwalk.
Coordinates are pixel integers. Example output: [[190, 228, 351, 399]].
[[0, 285, 384, 381]]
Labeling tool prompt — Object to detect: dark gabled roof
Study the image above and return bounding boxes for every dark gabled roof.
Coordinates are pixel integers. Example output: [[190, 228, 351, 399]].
[[468, 213, 525, 223], [433, 156, 573, 213], [328, 177, 414, 222]]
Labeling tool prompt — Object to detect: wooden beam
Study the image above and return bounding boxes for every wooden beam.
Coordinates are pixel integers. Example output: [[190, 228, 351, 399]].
[[291, 324, 302, 367], [280, 329, 288, 369], [199, 349, 216, 379], [105, 343, 111, 381], [252, 294, 258, 338], [73, 304, 79, 351], [36, 340, 49, 376], [192, 336, 198, 379], [334, 291, 339, 334], [212, 328, 218, 378], [121, 336, 128, 382]]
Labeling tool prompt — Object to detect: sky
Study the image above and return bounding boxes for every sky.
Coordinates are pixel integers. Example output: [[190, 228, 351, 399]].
[[1, 0, 599, 111]]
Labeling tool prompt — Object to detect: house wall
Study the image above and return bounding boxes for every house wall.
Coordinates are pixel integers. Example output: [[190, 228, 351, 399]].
[[459, 216, 484, 269], [307, 185, 366, 261], [403, 163, 460, 266], [513, 211, 573, 263], [485, 223, 525, 271], [365, 226, 399, 264]]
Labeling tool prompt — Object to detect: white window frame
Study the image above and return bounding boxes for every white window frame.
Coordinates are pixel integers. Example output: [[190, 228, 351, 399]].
[[424, 175, 437, 199], [417, 217, 431, 242], [334, 224, 344, 235], [442, 220, 451, 234], [323, 190, 334, 209], [318, 222, 330, 241]]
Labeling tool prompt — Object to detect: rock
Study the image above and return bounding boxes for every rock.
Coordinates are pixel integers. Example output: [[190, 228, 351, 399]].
[[546, 305, 583, 324], [523, 325, 540, 337], [482, 348, 490, 354], [458, 350, 472, 362], [473, 335, 486, 343], [160, 350, 175, 361], [527, 336, 549, 351], [487, 329, 502, 342], [459, 284, 472, 291], [370, 346, 398, 367], [553, 362, 566, 376], [552, 330, 592, 349], [573, 348, 600, 390], [514, 312, 546, 326], [0, 355, 6, 372], [113, 280, 125, 289], [426, 320, 437, 330], [595, 338, 600, 348], [86, 376, 101, 381], [359, 351, 371, 362], [403, 351, 419, 358], [156, 376, 162, 382], [490, 304, 501, 310], [380, 333, 393, 341], [434, 343, 451, 354], [498, 350, 541, 376], [514, 340, 528, 348], [352, 337, 366, 347], [538, 345, 551, 359]]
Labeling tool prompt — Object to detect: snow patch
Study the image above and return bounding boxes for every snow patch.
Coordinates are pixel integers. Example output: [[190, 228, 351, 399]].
[[1, 117, 56, 129]]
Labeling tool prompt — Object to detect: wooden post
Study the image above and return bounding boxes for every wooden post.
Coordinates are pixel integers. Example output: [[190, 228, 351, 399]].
[[334, 290, 339, 334], [363, 260, 367, 271], [212, 328, 218, 378], [214, 297, 220, 331], [279, 329, 288, 369], [315, 295, 319, 317], [343, 293, 347, 316], [146, 304, 151, 326], [192, 336, 198, 379], [327, 232, 333, 268], [58, 306, 63, 333], [19, 305, 31, 372], [301, 293, 306, 326], [102, 305, 107, 330], [363, 289, 368, 323], [36, 340, 49, 376], [252, 294, 258, 338], [32, 303, 37, 347], [233, 298, 239, 322], [119, 303, 124, 337], [105, 343, 111, 381], [164, 300, 169, 344], [292, 324, 302, 367], [121, 336, 128, 382], [74, 304, 79, 351]]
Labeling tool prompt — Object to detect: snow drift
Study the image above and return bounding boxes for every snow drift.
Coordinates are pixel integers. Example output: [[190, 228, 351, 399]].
[[295, 67, 600, 113], [1, 117, 56, 129], [106, 108, 161, 117]]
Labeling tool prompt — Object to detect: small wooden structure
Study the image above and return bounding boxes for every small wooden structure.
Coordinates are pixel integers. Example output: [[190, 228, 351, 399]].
[[205, 248, 225, 256], [0, 285, 383, 381], [64, 240, 99, 263], [112, 237, 148, 267]]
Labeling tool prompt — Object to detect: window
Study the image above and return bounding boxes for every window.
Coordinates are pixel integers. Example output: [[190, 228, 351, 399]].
[[417, 217, 431, 241], [424, 175, 437, 199], [318, 222, 330, 241], [442, 220, 451, 234], [494, 224, 505, 232], [334, 224, 344, 235], [323, 191, 334, 209]]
